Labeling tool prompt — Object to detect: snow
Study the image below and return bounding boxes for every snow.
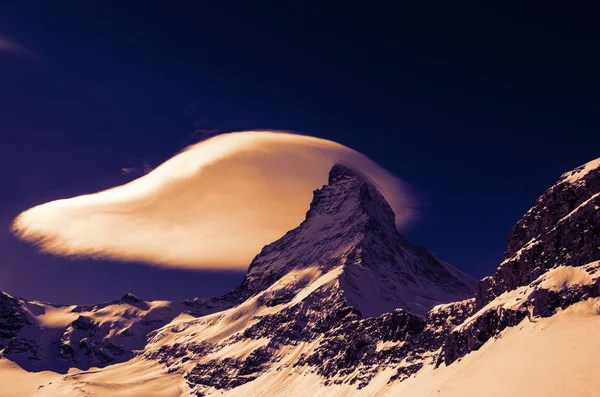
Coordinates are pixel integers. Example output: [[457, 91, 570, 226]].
[[384, 300, 600, 397], [499, 237, 539, 267], [559, 158, 600, 185], [558, 192, 600, 223], [456, 261, 600, 333], [539, 266, 594, 292], [0, 359, 61, 396], [22, 302, 79, 328], [37, 359, 188, 397], [14, 303, 598, 397]]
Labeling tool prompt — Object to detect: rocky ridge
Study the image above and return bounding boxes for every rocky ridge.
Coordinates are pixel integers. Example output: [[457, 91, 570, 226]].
[[0, 292, 236, 373], [443, 158, 600, 365]]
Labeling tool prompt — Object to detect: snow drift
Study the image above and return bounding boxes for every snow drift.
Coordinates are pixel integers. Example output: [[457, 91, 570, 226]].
[[12, 131, 417, 270]]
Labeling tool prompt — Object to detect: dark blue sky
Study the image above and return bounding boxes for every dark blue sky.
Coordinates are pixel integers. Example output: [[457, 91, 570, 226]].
[[1, 2, 599, 304]]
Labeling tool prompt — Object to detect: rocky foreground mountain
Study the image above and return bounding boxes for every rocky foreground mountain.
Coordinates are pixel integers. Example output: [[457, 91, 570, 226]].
[[1, 160, 599, 396]]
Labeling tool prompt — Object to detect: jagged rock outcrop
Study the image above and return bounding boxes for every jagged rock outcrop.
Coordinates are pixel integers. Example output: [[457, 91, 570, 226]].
[[443, 262, 600, 365], [0, 292, 29, 344], [477, 159, 600, 307], [443, 158, 600, 365]]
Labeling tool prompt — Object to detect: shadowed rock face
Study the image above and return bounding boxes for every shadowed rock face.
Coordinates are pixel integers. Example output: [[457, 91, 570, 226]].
[[0, 292, 29, 343], [477, 159, 600, 307]]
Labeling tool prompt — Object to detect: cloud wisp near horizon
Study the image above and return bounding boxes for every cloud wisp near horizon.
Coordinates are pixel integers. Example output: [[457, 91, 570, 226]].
[[0, 34, 36, 58], [12, 131, 418, 271]]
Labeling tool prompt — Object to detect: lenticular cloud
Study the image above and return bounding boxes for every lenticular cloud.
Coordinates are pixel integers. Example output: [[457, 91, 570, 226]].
[[13, 131, 417, 270]]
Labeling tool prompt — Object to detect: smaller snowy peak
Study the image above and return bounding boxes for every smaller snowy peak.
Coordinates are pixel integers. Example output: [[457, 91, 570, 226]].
[[119, 292, 149, 309], [0, 292, 211, 373]]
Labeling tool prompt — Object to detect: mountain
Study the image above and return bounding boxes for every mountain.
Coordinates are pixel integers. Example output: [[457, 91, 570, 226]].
[[1, 160, 599, 396], [238, 164, 476, 317], [0, 291, 237, 374]]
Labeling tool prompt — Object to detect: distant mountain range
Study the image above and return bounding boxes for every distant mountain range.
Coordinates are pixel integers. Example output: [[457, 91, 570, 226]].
[[1, 159, 599, 397]]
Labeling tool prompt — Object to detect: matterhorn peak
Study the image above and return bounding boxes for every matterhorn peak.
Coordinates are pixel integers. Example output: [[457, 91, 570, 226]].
[[240, 164, 475, 317], [327, 163, 363, 184], [304, 163, 397, 232]]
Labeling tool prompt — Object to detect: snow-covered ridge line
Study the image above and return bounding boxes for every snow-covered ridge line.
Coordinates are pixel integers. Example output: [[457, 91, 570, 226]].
[[558, 192, 600, 223], [444, 261, 600, 365], [559, 158, 600, 185]]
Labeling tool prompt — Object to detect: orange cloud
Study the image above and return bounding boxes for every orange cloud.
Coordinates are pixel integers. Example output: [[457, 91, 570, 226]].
[[12, 131, 417, 270]]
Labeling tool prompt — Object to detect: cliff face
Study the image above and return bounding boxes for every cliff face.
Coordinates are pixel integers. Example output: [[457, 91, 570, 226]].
[[444, 158, 600, 365], [477, 158, 600, 307]]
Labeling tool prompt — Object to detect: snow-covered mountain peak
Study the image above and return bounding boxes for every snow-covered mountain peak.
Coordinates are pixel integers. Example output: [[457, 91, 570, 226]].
[[241, 164, 475, 317], [119, 292, 148, 309], [304, 163, 396, 226]]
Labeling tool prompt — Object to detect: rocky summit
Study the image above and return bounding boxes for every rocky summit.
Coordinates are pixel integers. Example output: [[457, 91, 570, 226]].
[[239, 163, 476, 317]]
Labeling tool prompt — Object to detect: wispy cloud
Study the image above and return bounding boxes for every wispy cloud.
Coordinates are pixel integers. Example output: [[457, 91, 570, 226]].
[[121, 159, 153, 176], [0, 34, 37, 58], [181, 101, 221, 145], [191, 128, 220, 141]]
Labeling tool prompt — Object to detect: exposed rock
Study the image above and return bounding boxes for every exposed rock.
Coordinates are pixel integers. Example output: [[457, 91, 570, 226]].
[[444, 261, 600, 365], [478, 159, 600, 306]]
